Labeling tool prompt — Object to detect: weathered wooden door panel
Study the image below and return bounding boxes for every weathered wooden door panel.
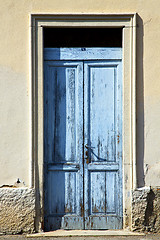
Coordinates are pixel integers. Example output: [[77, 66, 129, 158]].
[[84, 62, 119, 161], [44, 61, 84, 230], [44, 48, 122, 230], [84, 60, 122, 229]]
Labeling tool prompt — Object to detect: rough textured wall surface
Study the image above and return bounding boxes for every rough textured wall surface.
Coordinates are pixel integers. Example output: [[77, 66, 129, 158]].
[[132, 188, 160, 233], [0, 188, 35, 234], [0, 0, 160, 188]]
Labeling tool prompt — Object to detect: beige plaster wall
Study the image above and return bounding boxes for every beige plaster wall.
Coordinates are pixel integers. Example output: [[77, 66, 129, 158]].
[[0, 0, 160, 187]]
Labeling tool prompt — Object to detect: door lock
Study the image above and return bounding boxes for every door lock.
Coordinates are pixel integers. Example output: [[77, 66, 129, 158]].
[[85, 150, 89, 164]]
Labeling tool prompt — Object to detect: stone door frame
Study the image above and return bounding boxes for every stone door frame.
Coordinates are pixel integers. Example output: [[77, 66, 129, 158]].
[[30, 13, 136, 231]]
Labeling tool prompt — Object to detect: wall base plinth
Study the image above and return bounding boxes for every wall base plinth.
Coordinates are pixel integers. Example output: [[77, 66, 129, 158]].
[[0, 188, 35, 234], [132, 187, 160, 233]]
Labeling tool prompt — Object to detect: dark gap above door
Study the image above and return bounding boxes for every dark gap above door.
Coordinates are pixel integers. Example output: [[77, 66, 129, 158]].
[[43, 28, 122, 47]]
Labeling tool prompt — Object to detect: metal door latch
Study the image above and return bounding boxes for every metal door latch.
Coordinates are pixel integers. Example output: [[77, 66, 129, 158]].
[[85, 144, 95, 149]]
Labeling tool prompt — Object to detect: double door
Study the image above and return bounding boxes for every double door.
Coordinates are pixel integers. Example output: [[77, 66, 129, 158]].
[[44, 48, 122, 230]]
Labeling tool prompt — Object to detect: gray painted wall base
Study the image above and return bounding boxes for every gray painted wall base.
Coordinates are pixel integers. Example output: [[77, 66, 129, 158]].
[[1, 187, 160, 234], [132, 187, 160, 233], [0, 188, 35, 234]]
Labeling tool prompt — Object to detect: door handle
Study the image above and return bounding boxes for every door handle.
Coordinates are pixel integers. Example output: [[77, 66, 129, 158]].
[[85, 144, 95, 149]]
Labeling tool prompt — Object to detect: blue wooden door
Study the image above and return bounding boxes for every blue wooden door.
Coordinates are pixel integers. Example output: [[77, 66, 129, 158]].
[[44, 48, 122, 230]]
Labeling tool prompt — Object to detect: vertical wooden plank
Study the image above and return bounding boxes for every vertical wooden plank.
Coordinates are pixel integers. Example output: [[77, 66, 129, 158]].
[[48, 171, 65, 214], [55, 66, 67, 161], [90, 172, 106, 214], [66, 68, 76, 161], [44, 63, 56, 164], [106, 171, 116, 213], [65, 172, 76, 213]]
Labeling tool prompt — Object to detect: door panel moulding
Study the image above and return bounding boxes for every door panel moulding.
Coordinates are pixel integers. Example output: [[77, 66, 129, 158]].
[[30, 13, 136, 231]]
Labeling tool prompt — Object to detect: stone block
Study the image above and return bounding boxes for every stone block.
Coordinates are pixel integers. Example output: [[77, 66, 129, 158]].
[[0, 188, 35, 234]]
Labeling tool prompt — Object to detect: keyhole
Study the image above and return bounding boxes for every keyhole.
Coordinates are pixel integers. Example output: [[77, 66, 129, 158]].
[[85, 150, 89, 164], [85, 150, 88, 157]]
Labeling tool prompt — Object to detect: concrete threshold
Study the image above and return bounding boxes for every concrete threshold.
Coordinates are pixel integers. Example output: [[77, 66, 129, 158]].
[[27, 230, 145, 238]]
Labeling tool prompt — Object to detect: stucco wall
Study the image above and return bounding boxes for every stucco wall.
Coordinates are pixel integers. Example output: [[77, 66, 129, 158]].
[[0, 0, 160, 187]]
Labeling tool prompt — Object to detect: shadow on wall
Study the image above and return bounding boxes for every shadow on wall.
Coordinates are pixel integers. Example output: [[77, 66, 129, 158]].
[[136, 14, 145, 187]]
